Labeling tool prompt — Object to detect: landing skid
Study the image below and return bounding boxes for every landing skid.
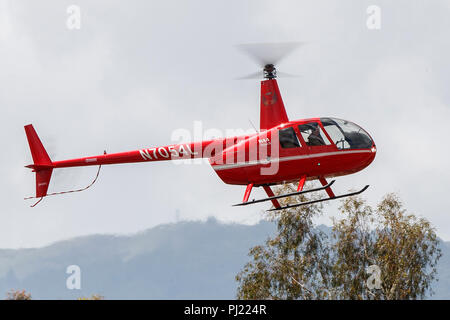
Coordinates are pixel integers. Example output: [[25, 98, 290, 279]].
[[267, 185, 369, 211], [233, 176, 369, 211], [233, 180, 336, 207]]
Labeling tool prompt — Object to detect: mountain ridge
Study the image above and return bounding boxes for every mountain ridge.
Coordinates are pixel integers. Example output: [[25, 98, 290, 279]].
[[0, 218, 448, 299]]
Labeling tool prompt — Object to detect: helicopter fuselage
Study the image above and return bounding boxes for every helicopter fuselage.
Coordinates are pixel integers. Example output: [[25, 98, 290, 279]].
[[24, 77, 376, 209], [45, 117, 376, 188]]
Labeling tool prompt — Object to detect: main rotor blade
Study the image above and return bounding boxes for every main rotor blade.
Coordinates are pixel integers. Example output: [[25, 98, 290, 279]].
[[235, 42, 305, 67], [236, 71, 300, 80], [276, 71, 301, 78], [235, 71, 263, 80]]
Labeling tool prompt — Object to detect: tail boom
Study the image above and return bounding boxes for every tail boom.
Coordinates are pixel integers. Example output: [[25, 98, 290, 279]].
[[24, 124, 256, 203], [49, 137, 253, 169]]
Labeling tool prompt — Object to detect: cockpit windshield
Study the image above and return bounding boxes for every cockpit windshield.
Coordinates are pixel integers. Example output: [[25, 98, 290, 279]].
[[321, 118, 373, 150]]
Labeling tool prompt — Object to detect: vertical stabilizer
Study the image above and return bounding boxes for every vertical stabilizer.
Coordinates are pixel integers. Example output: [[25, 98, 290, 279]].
[[24, 124, 53, 198]]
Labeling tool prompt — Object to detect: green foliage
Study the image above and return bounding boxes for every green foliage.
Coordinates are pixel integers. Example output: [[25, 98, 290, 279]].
[[236, 186, 442, 300], [5, 289, 32, 300], [78, 294, 105, 300]]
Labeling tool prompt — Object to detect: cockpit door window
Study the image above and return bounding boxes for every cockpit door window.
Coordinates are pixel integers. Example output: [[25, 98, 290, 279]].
[[298, 123, 331, 147], [321, 118, 373, 149]]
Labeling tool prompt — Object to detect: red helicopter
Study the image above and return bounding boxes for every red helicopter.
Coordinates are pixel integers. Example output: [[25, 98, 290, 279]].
[[24, 43, 376, 209]]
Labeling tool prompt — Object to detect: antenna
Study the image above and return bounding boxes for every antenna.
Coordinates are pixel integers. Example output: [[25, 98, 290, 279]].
[[249, 119, 259, 133]]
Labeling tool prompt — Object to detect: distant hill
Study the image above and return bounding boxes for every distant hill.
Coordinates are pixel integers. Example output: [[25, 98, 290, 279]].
[[0, 218, 448, 299]]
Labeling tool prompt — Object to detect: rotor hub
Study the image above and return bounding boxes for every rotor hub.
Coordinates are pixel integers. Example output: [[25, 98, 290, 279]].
[[263, 64, 277, 79]]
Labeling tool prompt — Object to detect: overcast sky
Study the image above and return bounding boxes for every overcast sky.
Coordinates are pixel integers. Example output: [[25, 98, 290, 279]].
[[1, 0, 450, 248]]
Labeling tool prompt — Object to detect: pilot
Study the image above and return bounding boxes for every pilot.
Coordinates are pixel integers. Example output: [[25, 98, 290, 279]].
[[307, 125, 326, 146]]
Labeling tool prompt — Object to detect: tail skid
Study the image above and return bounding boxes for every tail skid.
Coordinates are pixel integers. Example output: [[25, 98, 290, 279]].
[[24, 165, 102, 207], [24, 124, 102, 207]]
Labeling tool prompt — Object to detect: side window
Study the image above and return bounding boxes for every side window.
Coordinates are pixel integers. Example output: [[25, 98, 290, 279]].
[[298, 123, 331, 147], [279, 127, 301, 148]]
